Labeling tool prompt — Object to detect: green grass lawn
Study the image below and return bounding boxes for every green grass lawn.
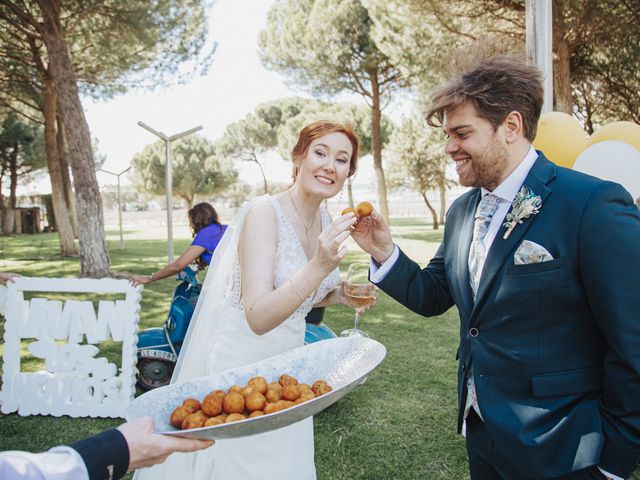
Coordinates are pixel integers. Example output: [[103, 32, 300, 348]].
[[0, 219, 637, 480]]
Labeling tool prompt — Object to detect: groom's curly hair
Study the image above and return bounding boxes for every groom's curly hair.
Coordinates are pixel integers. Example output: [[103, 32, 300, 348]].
[[425, 55, 544, 142]]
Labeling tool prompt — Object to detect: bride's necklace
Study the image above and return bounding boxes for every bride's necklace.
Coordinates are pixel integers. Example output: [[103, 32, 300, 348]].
[[287, 189, 317, 252]]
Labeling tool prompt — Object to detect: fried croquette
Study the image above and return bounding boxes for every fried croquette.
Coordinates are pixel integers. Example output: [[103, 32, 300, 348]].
[[245, 391, 267, 412], [170, 405, 191, 428], [204, 416, 226, 427], [223, 391, 245, 414], [202, 392, 224, 417], [181, 411, 207, 430], [249, 410, 265, 418], [182, 398, 202, 413], [296, 384, 313, 394], [247, 376, 268, 395], [282, 384, 301, 401], [267, 382, 282, 392], [264, 400, 290, 414], [356, 201, 373, 218], [279, 374, 298, 387], [312, 380, 332, 396], [301, 391, 316, 402], [240, 386, 254, 396], [225, 413, 247, 423], [265, 388, 282, 403], [341, 207, 356, 216], [210, 389, 226, 399], [294, 391, 316, 404]]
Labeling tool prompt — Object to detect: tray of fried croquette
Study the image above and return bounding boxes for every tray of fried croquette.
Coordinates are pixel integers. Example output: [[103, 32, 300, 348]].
[[126, 336, 386, 440]]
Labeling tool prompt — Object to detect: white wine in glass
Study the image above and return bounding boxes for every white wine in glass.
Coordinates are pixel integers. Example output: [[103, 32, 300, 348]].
[[341, 263, 376, 338]]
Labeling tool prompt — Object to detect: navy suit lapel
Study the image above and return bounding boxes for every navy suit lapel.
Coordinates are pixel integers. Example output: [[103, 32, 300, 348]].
[[472, 153, 556, 316], [455, 189, 480, 319]]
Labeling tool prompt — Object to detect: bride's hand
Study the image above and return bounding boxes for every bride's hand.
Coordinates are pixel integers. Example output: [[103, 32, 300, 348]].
[[332, 281, 378, 313], [355, 283, 378, 314], [311, 212, 357, 274]]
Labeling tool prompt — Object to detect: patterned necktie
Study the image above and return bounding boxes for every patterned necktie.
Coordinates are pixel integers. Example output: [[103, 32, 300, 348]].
[[468, 194, 500, 298]]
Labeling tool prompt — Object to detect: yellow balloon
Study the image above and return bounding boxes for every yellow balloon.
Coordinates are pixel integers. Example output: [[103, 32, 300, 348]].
[[585, 121, 640, 152], [533, 112, 587, 168]]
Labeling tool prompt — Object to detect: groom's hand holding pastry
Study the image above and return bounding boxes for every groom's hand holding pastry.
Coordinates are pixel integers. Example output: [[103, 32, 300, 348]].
[[350, 210, 394, 265]]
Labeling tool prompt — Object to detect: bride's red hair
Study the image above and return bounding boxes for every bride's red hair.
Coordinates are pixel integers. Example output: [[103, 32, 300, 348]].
[[291, 120, 359, 177]]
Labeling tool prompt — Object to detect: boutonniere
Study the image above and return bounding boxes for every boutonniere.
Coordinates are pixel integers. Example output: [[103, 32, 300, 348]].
[[503, 186, 542, 240]]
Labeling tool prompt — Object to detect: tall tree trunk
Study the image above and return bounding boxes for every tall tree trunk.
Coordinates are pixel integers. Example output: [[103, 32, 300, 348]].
[[0, 174, 4, 232], [255, 158, 269, 194], [56, 113, 78, 237], [1, 208, 11, 234], [347, 180, 354, 208], [4, 146, 19, 233], [182, 194, 194, 210], [27, 36, 75, 250], [0, 163, 12, 234], [38, 0, 110, 277], [42, 80, 77, 255], [552, 6, 573, 114], [370, 71, 390, 223], [421, 192, 439, 229]]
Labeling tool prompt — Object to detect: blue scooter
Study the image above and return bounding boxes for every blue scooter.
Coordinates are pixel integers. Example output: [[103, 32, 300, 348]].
[[136, 267, 201, 390], [136, 267, 337, 390]]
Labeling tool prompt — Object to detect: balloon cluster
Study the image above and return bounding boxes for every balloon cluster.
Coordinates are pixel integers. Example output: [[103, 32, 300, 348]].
[[533, 113, 640, 202]]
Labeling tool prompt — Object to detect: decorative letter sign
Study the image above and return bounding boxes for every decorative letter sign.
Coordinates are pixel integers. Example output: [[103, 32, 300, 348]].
[[0, 278, 141, 418]]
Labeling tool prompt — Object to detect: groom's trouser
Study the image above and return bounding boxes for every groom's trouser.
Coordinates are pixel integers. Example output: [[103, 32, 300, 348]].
[[465, 410, 606, 480]]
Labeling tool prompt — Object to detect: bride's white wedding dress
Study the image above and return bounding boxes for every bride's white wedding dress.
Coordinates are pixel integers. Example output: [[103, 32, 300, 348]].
[[134, 195, 339, 480]]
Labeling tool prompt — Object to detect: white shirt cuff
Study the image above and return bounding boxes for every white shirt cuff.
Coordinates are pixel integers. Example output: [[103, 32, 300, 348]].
[[598, 467, 623, 480], [369, 245, 400, 283]]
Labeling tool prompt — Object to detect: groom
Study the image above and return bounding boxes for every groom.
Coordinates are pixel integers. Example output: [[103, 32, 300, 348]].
[[352, 56, 640, 479]]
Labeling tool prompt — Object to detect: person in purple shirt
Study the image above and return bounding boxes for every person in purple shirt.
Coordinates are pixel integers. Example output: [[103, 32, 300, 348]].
[[131, 203, 227, 286]]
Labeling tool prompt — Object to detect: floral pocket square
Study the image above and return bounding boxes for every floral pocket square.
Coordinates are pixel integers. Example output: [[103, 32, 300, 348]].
[[514, 240, 554, 265]]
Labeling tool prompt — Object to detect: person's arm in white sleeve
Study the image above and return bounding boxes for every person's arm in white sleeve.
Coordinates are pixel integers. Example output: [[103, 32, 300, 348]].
[[0, 417, 213, 480], [0, 446, 88, 480]]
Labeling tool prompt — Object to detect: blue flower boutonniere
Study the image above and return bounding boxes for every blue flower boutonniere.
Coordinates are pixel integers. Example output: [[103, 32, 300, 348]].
[[503, 186, 542, 240]]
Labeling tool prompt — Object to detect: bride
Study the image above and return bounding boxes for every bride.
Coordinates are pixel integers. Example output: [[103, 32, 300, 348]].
[[134, 120, 360, 479]]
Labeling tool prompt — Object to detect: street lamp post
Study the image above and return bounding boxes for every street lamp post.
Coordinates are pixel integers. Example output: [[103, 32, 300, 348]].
[[137, 122, 203, 263], [99, 167, 131, 251]]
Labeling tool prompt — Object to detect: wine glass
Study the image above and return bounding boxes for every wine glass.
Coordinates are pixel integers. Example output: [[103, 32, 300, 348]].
[[340, 263, 377, 338]]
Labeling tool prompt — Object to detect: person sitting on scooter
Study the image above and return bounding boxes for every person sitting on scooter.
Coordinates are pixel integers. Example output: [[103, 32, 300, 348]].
[[131, 203, 227, 286]]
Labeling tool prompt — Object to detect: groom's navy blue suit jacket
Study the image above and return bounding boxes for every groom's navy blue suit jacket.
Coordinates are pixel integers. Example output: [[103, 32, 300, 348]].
[[376, 153, 640, 478]]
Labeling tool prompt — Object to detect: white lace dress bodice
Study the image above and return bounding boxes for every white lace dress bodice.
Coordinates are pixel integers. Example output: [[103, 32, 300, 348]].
[[209, 196, 339, 373]]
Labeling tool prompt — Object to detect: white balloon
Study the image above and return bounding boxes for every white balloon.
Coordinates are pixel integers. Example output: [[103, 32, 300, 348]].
[[573, 140, 640, 200]]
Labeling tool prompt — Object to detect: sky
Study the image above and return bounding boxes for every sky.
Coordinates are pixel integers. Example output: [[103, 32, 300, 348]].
[[88, 0, 292, 189], [78, 0, 395, 192]]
